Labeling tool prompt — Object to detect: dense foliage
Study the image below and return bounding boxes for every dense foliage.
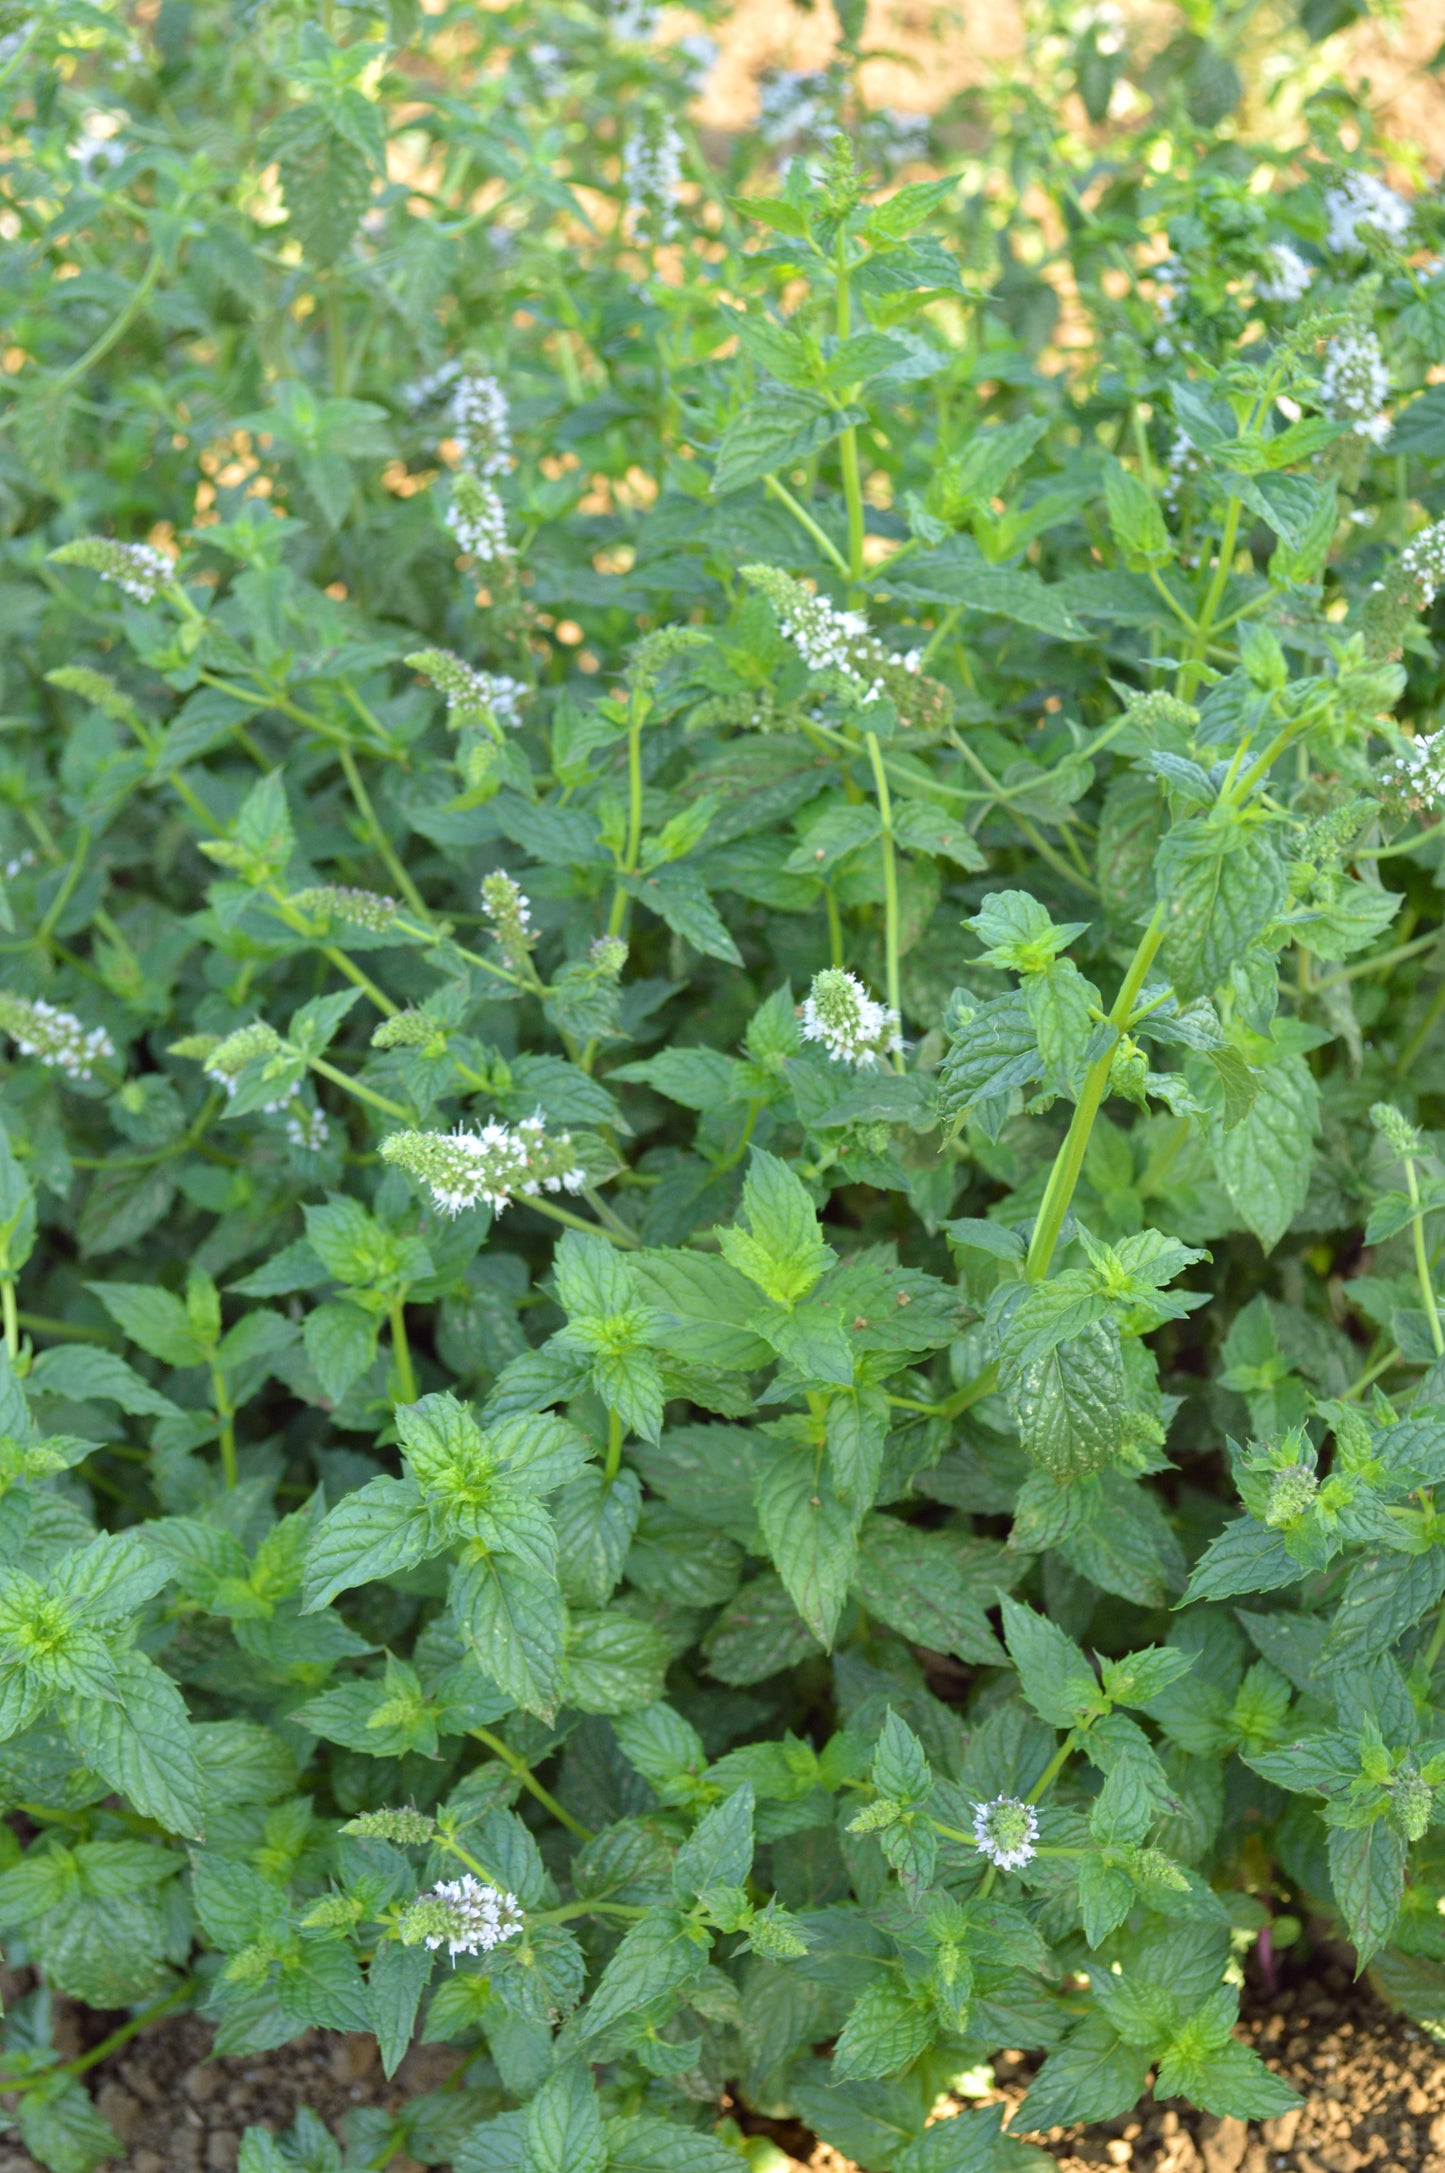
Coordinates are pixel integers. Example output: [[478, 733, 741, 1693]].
[[6, 1, 1445, 2166]]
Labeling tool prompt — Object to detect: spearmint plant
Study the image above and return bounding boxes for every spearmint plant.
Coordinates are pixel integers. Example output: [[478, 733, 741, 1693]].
[[5, 0, 1445, 2167]]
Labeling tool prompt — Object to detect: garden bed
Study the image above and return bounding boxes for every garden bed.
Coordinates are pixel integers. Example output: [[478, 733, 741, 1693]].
[[3, 1964, 1439, 2173]]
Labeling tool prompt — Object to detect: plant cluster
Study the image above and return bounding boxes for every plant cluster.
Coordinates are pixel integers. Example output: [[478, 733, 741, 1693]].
[[5, 0, 1445, 2167]]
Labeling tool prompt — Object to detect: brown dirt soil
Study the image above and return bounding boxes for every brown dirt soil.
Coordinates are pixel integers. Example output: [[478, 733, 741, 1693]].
[[2, 1957, 1444, 2173], [0, 1994, 461, 2173]]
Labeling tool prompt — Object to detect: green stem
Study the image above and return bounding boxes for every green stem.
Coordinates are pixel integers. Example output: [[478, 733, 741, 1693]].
[[887, 1361, 1000, 1419], [1027, 1731, 1078, 1805], [17, 1312, 116, 1342], [525, 1195, 642, 1248], [325, 270, 347, 395], [864, 731, 903, 1066], [535, 1898, 650, 1924], [1315, 930, 1440, 990], [949, 734, 1098, 898], [35, 825, 91, 947], [388, 1294, 416, 1404], [1024, 904, 1167, 1283], [1, 1279, 17, 1363], [211, 1370, 237, 1488], [1406, 1156, 1445, 1358], [1342, 1343, 1402, 1402], [308, 1056, 410, 1120], [1400, 975, 1445, 1077], [604, 1406, 624, 1486], [0, 1982, 193, 2094], [1179, 495, 1242, 701], [763, 474, 850, 579], [1422, 1597, 1445, 1677], [2, 252, 164, 429], [338, 745, 430, 919], [825, 885, 845, 969], [471, 1726, 594, 1840]]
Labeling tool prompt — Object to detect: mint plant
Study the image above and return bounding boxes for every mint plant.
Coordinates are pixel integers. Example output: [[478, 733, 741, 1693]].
[[5, 0, 1445, 2167]]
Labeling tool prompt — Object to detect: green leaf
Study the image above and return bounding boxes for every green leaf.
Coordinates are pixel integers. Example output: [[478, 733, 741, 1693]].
[[1104, 462, 1171, 568], [1078, 1852, 1136, 1945], [1006, 1317, 1126, 1478], [301, 1475, 434, 1610], [1025, 959, 1099, 1093], [578, 1908, 707, 2041], [27, 1344, 181, 1419], [369, 1939, 433, 2079], [303, 1299, 378, 1403], [729, 193, 812, 238], [1328, 1817, 1406, 1967], [1014, 2018, 1152, 2131], [832, 1977, 935, 2080], [1156, 818, 1286, 1002], [66, 1649, 204, 1837], [562, 1609, 669, 1714], [1001, 1598, 1099, 1728], [1182, 1516, 1303, 1603], [717, 1149, 835, 1307], [674, 1783, 755, 1898], [755, 1451, 856, 1648], [895, 2104, 1053, 2172], [87, 1282, 210, 1368], [18, 2075, 122, 2173], [712, 391, 866, 497], [1208, 1051, 1319, 1252], [864, 176, 958, 239], [525, 2060, 606, 2173], [604, 2115, 754, 2173], [453, 1549, 566, 1720]]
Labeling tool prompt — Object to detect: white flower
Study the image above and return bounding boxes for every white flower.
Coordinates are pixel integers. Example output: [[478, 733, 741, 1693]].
[[1324, 171, 1412, 256], [446, 474, 510, 563], [623, 103, 684, 240], [1152, 253, 1187, 325], [745, 566, 921, 707], [1320, 327, 1391, 444], [971, 1795, 1039, 1872], [1379, 728, 1445, 812], [480, 871, 535, 963], [449, 374, 512, 478], [607, 0, 658, 40], [202, 1021, 292, 1112], [68, 111, 125, 182], [380, 1117, 586, 1216], [676, 35, 718, 92], [800, 968, 902, 1070], [1162, 428, 1205, 513], [1400, 518, 1445, 609], [284, 1105, 330, 1151], [404, 1875, 524, 1959], [0, 995, 114, 1082], [406, 649, 525, 728], [401, 359, 462, 414], [50, 538, 176, 603], [1257, 241, 1314, 304], [757, 69, 833, 149]]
